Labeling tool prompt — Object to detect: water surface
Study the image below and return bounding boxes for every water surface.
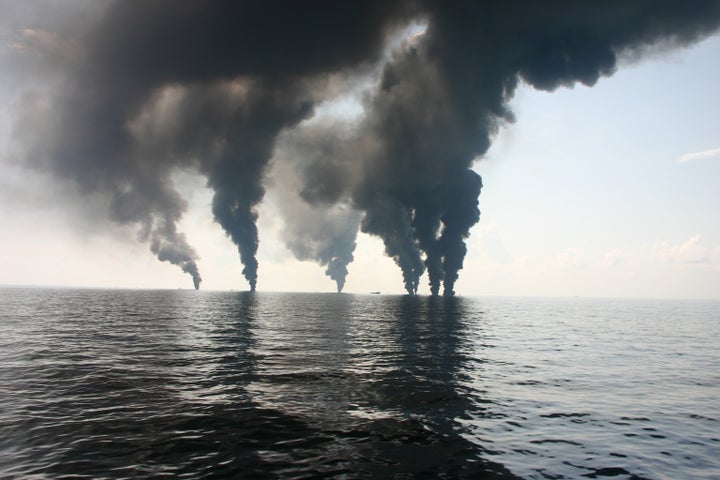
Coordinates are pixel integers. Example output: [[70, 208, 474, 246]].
[[0, 288, 717, 479]]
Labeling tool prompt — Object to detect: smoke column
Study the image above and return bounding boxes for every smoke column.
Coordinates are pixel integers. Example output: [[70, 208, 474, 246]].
[[357, 0, 720, 295], [5, 0, 406, 290], [288, 1, 720, 294], [271, 121, 363, 293], [4, 1, 720, 292]]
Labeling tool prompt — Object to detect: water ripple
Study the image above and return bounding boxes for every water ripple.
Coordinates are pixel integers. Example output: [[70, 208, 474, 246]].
[[1, 288, 718, 479]]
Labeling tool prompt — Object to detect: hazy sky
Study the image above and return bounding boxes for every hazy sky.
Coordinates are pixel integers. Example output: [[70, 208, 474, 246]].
[[1, 3, 719, 299]]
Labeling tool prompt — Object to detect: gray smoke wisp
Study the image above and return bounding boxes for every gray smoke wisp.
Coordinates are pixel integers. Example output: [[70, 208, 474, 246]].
[[4, 1, 720, 292], [270, 121, 362, 293]]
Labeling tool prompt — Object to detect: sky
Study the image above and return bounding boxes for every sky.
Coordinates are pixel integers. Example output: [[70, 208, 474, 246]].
[[467, 34, 720, 300], [1, 2, 719, 299]]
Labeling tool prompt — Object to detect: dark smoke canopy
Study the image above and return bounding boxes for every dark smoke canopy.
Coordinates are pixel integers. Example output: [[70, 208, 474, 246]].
[[5, 0, 720, 292]]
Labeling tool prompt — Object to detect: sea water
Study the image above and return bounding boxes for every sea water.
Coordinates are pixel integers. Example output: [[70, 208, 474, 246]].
[[0, 287, 717, 479]]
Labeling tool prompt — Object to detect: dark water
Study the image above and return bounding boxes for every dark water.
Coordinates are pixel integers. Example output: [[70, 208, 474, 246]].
[[0, 288, 718, 479]]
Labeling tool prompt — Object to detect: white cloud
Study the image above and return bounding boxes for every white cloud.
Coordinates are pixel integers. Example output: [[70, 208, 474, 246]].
[[677, 146, 720, 163], [556, 248, 587, 269], [601, 248, 630, 267], [655, 235, 710, 264]]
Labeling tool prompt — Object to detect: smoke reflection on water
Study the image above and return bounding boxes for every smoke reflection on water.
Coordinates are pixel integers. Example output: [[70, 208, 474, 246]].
[[1, 288, 718, 479], [227, 292, 516, 478], [0, 289, 517, 479]]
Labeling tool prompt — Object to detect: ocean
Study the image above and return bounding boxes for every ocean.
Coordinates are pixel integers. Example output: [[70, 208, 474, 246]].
[[0, 287, 717, 479]]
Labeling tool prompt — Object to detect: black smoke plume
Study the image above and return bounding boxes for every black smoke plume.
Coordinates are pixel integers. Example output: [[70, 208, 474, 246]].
[[4, 1, 720, 292], [5, 0, 407, 290]]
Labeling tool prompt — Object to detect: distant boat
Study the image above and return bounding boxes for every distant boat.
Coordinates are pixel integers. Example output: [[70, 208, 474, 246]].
[[370, 291, 381, 295]]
